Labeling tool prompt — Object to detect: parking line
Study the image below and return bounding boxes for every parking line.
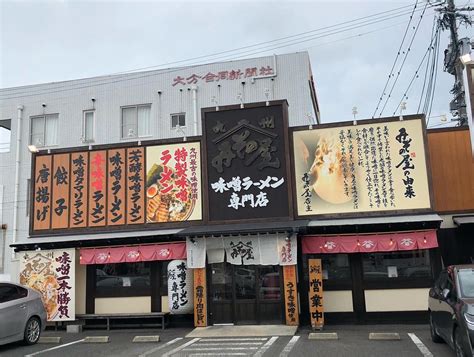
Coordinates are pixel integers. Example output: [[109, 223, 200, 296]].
[[139, 337, 183, 357], [253, 336, 278, 357], [24, 339, 85, 356], [407, 333, 434, 357], [162, 338, 201, 357], [280, 336, 300, 357]]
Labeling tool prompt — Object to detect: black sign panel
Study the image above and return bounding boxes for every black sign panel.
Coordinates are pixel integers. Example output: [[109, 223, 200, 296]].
[[203, 102, 290, 222]]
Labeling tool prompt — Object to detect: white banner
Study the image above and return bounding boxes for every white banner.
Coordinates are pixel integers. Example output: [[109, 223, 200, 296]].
[[186, 237, 206, 269], [259, 234, 279, 265], [20, 249, 76, 321], [168, 260, 193, 314], [278, 233, 298, 265], [206, 237, 225, 264]]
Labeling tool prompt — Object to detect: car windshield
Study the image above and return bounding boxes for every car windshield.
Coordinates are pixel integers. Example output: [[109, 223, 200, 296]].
[[458, 268, 474, 298]]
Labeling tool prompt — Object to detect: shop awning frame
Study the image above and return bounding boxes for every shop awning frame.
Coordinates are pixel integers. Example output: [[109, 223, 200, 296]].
[[307, 214, 442, 227], [453, 215, 474, 226]]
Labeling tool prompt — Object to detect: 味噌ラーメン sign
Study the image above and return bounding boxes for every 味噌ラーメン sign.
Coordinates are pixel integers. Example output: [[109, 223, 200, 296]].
[[30, 140, 202, 235], [292, 116, 431, 216], [202, 101, 291, 222]]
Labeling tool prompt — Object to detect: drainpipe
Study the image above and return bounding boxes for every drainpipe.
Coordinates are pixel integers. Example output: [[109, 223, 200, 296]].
[[12, 105, 23, 259], [191, 85, 198, 136]]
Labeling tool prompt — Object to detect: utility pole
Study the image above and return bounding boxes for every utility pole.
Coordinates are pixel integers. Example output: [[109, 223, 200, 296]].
[[439, 0, 472, 126]]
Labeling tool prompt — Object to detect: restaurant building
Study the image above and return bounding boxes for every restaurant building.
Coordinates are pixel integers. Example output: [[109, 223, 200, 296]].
[[0, 51, 451, 328]]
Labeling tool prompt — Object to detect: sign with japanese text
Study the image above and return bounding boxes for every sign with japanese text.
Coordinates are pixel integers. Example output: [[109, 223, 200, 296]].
[[203, 102, 290, 222], [69, 152, 88, 228], [88, 150, 107, 227], [293, 117, 431, 216], [193, 268, 207, 327], [146, 142, 202, 222], [33, 155, 52, 230], [127, 147, 146, 224], [51, 154, 70, 229], [20, 249, 75, 321], [167, 260, 194, 314], [308, 258, 324, 329], [107, 148, 126, 225], [283, 265, 299, 326]]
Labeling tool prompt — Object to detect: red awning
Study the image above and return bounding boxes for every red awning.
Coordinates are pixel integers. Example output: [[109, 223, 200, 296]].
[[302, 230, 438, 254], [79, 242, 186, 264]]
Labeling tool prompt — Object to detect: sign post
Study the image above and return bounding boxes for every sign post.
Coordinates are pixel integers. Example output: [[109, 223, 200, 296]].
[[193, 268, 207, 327], [308, 258, 324, 330], [283, 265, 299, 326]]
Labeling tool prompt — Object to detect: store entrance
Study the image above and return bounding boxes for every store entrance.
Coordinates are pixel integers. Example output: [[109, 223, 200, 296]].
[[209, 263, 283, 325]]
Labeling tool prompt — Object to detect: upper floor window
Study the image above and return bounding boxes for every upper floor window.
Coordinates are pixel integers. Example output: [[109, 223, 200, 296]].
[[121, 104, 151, 139], [171, 113, 186, 129], [82, 110, 95, 143], [30, 114, 58, 147], [0, 119, 11, 153]]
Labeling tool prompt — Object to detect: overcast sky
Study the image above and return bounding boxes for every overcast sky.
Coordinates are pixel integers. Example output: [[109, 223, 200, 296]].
[[1, 0, 472, 128]]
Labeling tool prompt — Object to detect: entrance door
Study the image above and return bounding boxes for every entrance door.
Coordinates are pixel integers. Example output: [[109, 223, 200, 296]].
[[209, 263, 283, 325]]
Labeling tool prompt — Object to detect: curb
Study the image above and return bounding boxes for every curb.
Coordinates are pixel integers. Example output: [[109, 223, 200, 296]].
[[83, 336, 110, 343], [38, 336, 61, 344], [309, 332, 338, 340], [369, 333, 400, 340], [133, 336, 160, 343]]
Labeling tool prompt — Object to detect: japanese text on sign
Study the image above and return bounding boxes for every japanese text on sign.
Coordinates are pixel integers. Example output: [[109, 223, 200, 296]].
[[308, 259, 324, 329], [172, 66, 274, 86]]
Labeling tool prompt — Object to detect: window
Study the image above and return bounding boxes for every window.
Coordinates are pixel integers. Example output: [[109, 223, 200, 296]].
[[0, 284, 27, 303], [30, 114, 58, 147], [362, 250, 432, 281], [121, 104, 151, 139], [95, 262, 151, 297], [82, 110, 95, 143], [0, 119, 11, 153], [458, 269, 474, 298], [171, 113, 186, 128]]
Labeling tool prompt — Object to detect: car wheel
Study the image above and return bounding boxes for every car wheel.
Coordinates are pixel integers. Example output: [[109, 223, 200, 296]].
[[454, 327, 467, 357], [23, 317, 41, 345], [429, 313, 443, 343]]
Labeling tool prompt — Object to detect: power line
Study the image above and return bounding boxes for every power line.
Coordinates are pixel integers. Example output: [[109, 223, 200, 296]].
[[377, 1, 430, 117], [417, 17, 436, 113]]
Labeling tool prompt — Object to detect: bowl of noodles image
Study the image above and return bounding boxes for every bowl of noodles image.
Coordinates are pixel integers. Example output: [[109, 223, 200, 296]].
[[146, 164, 196, 223], [21, 272, 59, 320]]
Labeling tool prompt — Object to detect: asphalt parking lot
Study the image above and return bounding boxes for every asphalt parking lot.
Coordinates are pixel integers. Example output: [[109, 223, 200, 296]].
[[0, 324, 456, 357]]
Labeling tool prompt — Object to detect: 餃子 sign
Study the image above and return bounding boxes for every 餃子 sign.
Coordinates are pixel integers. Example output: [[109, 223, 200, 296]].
[[203, 102, 290, 222], [293, 117, 431, 216]]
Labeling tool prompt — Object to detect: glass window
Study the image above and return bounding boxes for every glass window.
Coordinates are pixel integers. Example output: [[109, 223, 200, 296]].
[[95, 262, 151, 296], [30, 114, 58, 147], [121, 104, 151, 139], [458, 268, 474, 298], [0, 119, 11, 153], [0, 284, 23, 303], [362, 250, 432, 280], [210, 263, 232, 301], [235, 266, 256, 299], [259, 266, 280, 300], [171, 113, 186, 128], [83, 111, 94, 142], [321, 255, 351, 282], [161, 261, 169, 296]]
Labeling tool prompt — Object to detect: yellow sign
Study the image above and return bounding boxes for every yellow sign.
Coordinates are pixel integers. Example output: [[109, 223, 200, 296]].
[[283, 265, 299, 326], [293, 117, 431, 216], [308, 259, 324, 329], [193, 268, 207, 327]]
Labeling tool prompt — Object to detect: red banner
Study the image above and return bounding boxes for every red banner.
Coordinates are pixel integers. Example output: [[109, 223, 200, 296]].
[[79, 242, 186, 264], [302, 230, 438, 254]]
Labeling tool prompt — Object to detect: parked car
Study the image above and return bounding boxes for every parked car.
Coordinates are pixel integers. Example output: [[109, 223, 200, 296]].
[[0, 282, 47, 346], [428, 265, 474, 357]]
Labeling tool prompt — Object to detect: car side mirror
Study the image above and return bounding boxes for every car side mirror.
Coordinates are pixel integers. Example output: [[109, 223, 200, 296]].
[[442, 288, 450, 299]]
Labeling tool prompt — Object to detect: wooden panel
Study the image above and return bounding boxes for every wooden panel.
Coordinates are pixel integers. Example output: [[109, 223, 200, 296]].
[[126, 147, 145, 224], [283, 265, 299, 326], [70, 152, 89, 228], [33, 155, 52, 230], [107, 149, 126, 225], [88, 150, 107, 227], [308, 258, 324, 329], [51, 154, 70, 229], [427, 129, 474, 212], [193, 268, 207, 327]]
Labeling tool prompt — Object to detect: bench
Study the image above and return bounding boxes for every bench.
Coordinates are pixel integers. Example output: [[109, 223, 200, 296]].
[[76, 312, 170, 330]]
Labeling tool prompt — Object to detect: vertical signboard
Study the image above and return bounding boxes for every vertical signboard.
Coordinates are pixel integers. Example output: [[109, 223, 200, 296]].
[[107, 148, 126, 225], [293, 117, 431, 216], [463, 63, 474, 158], [283, 265, 299, 326], [193, 268, 207, 327], [51, 153, 70, 229], [69, 152, 88, 228], [127, 147, 145, 224], [88, 150, 107, 227], [20, 249, 75, 321], [33, 155, 52, 230], [146, 142, 202, 223], [308, 258, 324, 330], [203, 102, 290, 222]]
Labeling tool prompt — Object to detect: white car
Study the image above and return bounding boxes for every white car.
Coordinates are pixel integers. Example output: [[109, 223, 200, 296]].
[[0, 282, 47, 346]]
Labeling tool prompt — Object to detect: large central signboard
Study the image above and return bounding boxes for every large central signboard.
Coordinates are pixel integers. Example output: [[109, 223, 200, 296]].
[[30, 141, 202, 236], [292, 116, 431, 217], [202, 101, 291, 222]]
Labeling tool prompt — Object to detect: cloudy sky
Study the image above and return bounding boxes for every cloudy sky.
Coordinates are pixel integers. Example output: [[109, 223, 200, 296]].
[[1, 0, 471, 128]]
